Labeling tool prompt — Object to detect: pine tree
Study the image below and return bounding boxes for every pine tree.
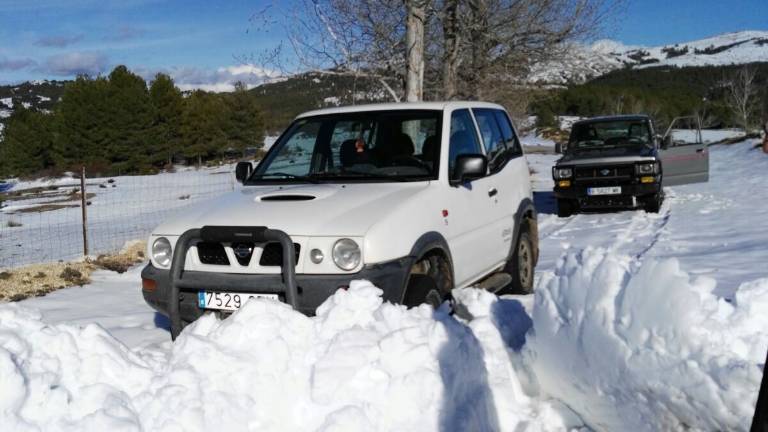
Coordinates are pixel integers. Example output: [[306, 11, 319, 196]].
[[149, 73, 184, 168], [57, 75, 112, 172], [224, 82, 265, 157], [105, 65, 155, 173], [0, 103, 56, 176], [180, 90, 228, 166]]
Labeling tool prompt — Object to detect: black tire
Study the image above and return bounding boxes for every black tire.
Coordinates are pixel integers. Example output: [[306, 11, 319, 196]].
[[644, 192, 663, 213], [403, 254, 453, 308], [557, 198, 576, 217], [500, 225, 536, 295]]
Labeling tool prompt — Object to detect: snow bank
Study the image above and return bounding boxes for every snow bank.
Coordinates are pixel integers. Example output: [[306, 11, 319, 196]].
[[0, 281, 574, 432], [527, 248, 767, 431]]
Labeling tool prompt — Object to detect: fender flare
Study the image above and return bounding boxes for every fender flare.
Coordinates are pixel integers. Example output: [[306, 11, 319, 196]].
[[399, 231, 456, 302], [510, 197, 538, 264]]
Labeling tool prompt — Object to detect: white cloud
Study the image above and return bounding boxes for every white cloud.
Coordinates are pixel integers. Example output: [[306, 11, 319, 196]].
[[42, 51, 109, 76], [140, 64, 281, 92]]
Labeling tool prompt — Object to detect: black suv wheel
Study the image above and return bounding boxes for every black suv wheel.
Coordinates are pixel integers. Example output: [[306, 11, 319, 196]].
[[557, 198, 577, 217]]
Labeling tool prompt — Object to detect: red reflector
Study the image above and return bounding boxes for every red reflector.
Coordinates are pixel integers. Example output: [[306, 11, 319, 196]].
[[142, 278, 157, 292], [442, 209, 449, 217]]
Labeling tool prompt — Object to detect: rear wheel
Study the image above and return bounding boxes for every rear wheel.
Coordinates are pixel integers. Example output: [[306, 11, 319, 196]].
[[499, 224, 536, 295], [557, 198, 576, 217], [403, 253, 453, 308]]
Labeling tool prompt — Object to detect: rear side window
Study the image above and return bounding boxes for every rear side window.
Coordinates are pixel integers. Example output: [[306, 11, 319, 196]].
[[494, 110, 522, 158], [473, 108, 508, 173], [448, 109, 483, 173]]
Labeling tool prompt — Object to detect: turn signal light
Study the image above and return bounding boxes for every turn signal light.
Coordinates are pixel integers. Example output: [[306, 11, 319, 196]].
[[142, 278, 157, 292], [640, 176, 655, 184], [558, 180, 571, 188]]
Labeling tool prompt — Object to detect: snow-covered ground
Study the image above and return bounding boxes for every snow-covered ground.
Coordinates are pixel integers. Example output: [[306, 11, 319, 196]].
[[1, 139, 767, 431]]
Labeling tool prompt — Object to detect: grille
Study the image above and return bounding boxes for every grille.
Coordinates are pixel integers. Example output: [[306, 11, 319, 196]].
[[574, 165, 633, 182], [197, 242, 230, 265], [259, 242, 301, 266]]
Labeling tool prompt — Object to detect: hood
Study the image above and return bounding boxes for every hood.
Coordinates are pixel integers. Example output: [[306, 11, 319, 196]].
[[153, 182, 432, 237], [558, 145, 657, 166]]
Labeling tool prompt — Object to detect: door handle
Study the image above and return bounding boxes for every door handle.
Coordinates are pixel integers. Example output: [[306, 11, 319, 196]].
[[696, 148, 705, 153], [488, 188, 498, 197]]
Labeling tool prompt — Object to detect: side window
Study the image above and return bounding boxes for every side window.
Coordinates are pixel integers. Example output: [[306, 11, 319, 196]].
[[473, 108, 508, 173], [494, 110, 522, 158], [449, 109, 482, 173]]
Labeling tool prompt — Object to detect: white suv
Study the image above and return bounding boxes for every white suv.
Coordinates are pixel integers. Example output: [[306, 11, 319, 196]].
[[141, 102, 538, 338]]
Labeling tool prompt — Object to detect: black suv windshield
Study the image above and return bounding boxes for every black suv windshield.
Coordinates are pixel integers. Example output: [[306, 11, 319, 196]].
[[568, 119, 653, 154], [248, 110, 442, 184]]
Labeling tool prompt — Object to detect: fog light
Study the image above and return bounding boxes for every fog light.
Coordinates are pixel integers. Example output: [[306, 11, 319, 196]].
[[142, 278, 156, 292], [640, 176, 655, 184], [310, 248, 324, 264], [558, 180, 571, 188]]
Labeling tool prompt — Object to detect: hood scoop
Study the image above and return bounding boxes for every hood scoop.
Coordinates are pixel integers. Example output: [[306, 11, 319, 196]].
[[259, 194, 316, 202]]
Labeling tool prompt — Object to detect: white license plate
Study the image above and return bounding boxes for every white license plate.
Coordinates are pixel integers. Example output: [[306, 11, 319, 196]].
[[587, 186, 622, 196], [198, 291, 278, 311]]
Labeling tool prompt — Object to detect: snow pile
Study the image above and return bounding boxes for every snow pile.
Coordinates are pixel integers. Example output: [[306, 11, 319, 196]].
[[527, 248, 767, 431], [0, 281, 574, 432]]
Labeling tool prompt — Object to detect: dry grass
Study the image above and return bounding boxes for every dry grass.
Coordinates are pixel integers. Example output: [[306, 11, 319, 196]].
[[0, 240, 147, 302]]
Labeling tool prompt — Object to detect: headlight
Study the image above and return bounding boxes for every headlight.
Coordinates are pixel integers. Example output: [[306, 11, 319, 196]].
[[152, 237, 173, 268], [553, 167, 573, 179], [636, 163, 658, 175], [332, 238, 360, 271]]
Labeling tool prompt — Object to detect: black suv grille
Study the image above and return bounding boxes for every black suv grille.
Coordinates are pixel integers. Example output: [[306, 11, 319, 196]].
[[259, 242, 301, 266], [574, 165, 633, 182], [197, 242, 230, 265]]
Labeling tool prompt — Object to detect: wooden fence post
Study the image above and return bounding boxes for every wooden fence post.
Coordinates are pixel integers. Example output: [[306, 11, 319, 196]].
[[80, 166, 88, 257]]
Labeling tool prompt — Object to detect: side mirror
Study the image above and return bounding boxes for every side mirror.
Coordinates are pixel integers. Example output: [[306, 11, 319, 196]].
[[554, 142, 562, 154], [235, 161, 252, 184], [450, 154, 487, 186]]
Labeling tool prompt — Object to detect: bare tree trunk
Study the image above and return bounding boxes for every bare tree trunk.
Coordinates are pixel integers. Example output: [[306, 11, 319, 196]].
[[405, 0, 427, 102], [442, 0, 460, 100], [724, 67, 757, 134], [467, 0, 488, 99]]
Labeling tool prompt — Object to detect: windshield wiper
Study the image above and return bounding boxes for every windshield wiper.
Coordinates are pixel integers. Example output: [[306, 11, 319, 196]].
[[250, 172, 320, 184], [336, 170, 422, 182]]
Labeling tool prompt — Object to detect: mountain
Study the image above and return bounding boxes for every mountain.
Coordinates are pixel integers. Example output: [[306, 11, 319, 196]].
[[529, 30, 768, 86]]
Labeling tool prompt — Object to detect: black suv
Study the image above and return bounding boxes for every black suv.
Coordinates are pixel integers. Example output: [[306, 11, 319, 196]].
[[552, 115, 709, 217]]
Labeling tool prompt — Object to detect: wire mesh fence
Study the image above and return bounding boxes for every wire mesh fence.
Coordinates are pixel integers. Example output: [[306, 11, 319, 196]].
[[0, 165, 236, 270]]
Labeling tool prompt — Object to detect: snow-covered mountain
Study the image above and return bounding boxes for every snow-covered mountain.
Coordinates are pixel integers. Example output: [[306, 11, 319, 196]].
[[530, 30, 768, 85]]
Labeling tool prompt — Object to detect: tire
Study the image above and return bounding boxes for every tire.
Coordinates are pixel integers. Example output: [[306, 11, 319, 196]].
[[557, 198, 576, 217], [500, 227, 535, 295], [403, 253, 453, 308], [644, 192, 663, 213]]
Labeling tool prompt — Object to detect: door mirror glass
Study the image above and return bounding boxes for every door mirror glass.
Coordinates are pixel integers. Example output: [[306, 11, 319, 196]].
[[451, 154, 487, 186], [662, 135, 673, 149], [235, 161, 252, 183]]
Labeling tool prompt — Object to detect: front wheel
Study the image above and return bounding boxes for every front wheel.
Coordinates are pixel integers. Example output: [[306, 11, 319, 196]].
[[403, 254, 453, 308], [557, 198, 577, 217], [643, 192, 663, 213]]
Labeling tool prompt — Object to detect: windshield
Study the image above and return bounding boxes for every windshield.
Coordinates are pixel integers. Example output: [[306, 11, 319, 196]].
[[248, 110, 442, 184], [568, 120, 653, 154]]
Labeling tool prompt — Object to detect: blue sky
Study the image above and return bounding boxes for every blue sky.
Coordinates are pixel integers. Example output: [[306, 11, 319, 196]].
[[0, 0, 765, 88]]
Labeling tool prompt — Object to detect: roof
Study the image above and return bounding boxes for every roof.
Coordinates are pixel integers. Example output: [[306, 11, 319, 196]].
[[573, 114, 652, 126], [296, 101, 505, 118]]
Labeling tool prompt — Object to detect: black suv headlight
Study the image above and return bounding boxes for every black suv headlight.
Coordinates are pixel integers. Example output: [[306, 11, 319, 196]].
[[553, 167, 573, 179], [635, 162, 659, 175]]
